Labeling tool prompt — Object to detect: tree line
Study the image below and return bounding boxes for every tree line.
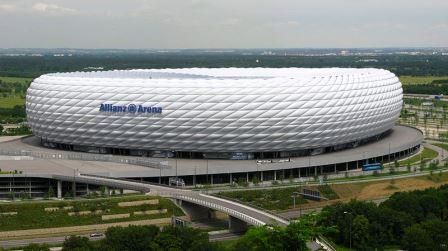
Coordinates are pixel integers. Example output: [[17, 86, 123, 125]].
[[403, 79, 448, 95], [1, 54, 448, 78], [319, 185, 448, 250], [13, 213, 333, 251]]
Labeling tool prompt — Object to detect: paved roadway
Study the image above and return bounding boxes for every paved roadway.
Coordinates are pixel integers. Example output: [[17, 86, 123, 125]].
[[0, 234, 101, 249], [0, 231, 242, 249], [0, 125, 422, 177]]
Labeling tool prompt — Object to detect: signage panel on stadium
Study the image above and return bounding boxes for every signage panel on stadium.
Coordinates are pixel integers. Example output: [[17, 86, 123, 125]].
[[99, 103, 162, 114]]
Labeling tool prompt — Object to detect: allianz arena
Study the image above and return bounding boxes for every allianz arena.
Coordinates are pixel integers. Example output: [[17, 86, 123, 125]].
[[26, 68, 403, 160]]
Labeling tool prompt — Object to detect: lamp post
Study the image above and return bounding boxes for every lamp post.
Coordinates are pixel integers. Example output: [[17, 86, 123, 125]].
[[344, 211, 352, 250], [291, 191, 300, 209]]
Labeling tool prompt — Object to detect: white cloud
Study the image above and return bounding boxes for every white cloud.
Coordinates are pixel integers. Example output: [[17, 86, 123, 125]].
[[0, 3, 16, 12], [32, 2, 78, 15]]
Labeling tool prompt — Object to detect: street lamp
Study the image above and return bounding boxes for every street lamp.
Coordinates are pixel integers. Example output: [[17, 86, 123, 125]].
[[291, 191, 300, 209], [344, 211, 352, 250]]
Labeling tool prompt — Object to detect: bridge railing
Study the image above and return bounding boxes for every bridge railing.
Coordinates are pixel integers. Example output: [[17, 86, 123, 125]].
[[0, 148, 170, 170], [172, 193, 266, 227], [80, 173, 186, 191], [215, 193, 290, 224]]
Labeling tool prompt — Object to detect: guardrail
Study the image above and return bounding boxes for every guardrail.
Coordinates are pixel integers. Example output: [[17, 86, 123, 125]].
[[172, 193, 266, 227], [81, 173, 186, 191], [0, 149, 170, 170], [215, 194, 291, 224], [315, 235, 336, 251]]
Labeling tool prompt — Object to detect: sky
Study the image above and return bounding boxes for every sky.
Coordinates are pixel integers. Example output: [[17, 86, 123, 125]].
[[0, 0, 447, 49]]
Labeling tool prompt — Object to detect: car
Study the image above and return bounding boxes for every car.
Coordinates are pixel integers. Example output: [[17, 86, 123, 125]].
[[89, 233, 104, 238]]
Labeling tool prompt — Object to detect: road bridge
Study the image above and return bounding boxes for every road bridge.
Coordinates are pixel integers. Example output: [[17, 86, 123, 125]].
[[52, 173, 289, 229]]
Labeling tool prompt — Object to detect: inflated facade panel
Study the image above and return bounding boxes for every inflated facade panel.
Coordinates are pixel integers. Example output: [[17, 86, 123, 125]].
[[26, 68, 402, 153]]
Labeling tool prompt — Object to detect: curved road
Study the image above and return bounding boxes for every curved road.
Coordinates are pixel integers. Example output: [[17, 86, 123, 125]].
[[52, 173, 289, 227]]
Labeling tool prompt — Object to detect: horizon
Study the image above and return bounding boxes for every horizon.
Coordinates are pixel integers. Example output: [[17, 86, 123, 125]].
[[0, 0, 447, 49]]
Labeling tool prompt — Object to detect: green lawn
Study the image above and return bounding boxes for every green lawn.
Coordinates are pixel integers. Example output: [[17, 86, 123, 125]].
[[0, 76, 33, 84], [433, 143, 448, 152], [217, 185, 338, 211], [398, 147, 438, 166], [0, 76, 31, 109], [0, 195, 183, 231], [0, 96, 25, 108], [399, 76, 448, 85], [218, 187, 308, 210]]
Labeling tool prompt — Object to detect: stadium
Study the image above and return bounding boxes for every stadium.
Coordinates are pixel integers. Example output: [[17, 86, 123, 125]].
[[26, 68, 404, 160]]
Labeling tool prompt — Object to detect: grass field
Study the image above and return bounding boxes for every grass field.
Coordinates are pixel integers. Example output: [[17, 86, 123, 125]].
[[0, 195, 183, 231], [399, 76, 448, 85], [432, 143, 448, 152], [398, 147, 438, 166], [0, 76, 31, 109], [0, 77, 33, 84], [0, 96, 25, 108], [217, 185, 339, 211]]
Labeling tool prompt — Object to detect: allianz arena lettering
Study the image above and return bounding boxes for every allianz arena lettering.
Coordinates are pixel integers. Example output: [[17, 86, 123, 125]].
[[99, 103, 162, 114]]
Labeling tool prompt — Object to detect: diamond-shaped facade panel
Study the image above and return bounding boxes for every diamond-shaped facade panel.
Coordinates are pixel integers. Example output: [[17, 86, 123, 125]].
[[26, 68, 402, 153]]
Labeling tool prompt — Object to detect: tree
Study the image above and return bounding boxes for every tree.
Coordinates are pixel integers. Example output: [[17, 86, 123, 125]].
[[62, 235, 92, 251], [102, 225, 160, 251], [419, 160, 425, 172], [352, 215, 370, 250], [237, 177, 248, 187], [23, 243, 50, 251], [154, 225, 210, 251], [47, 186, 55, 199], [402, 224, 433, 251], [236, 213, 335, 251], [252, 175, 260, 186], [99, 186, 106, 196]]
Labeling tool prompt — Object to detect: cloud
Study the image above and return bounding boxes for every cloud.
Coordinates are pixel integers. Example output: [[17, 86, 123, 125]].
[[0, 3, 16, 12], [221, 18, 241, 26], [32, 2, 78, 15]]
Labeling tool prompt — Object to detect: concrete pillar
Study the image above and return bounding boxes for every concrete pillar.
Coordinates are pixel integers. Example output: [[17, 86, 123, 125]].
[[274, 171, 277, 181], [229, 173, 232, 184], [193, 175, 196, 186], [246, 172, 249, 182], [72, 181, 76, 198], [320, 166, 323, 175], [57, 180, 62, 199], [334, 164, 337, 173], [314, 167, 318, 176], [105, 186, 110, 196], [260, 171, 264, 182], [210, 174, 214, 185], [229, 216, 248, 233], [86, 184, 90, 195]]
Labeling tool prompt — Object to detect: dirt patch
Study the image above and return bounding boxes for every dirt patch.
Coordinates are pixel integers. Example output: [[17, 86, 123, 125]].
[[330, 183, 366, 199], [357, 177, 448, 200]]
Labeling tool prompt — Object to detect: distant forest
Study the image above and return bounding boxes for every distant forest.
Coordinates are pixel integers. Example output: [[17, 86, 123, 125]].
[[1, 53, 448, 77]]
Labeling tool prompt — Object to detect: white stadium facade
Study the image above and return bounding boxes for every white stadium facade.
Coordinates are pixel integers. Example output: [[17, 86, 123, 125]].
[[26, 68, 404, 160]]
